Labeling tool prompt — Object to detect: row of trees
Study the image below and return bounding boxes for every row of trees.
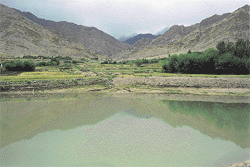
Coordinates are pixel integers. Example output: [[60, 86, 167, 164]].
[[3, 60, 35, 71], [35, 58, 60, 67], [2, 56, 84, 71], [162, 39, 250, 75]]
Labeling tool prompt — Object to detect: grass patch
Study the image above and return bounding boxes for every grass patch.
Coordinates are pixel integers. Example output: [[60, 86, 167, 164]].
[[0, 71, 86, 82]]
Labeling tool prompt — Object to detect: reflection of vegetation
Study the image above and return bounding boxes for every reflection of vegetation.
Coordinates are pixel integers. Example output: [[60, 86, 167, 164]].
[[162, 100, 250, 131]]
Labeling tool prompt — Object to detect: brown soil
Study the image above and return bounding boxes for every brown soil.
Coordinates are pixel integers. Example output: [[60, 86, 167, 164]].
[[112, 76, 250, 88]]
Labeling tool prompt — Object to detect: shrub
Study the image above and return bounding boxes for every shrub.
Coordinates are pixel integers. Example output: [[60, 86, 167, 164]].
[[36, 61, 46, 67], [101, 60, 109, 64], [51, 58, 60, 65]]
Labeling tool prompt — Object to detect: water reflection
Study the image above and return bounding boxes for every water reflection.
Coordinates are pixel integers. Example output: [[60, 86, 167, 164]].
[[162, 100, 250, 148], [1, 93, 249, 166]]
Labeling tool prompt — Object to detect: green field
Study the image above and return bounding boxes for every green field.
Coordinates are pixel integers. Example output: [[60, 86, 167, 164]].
[[1, 62, 249, 84]]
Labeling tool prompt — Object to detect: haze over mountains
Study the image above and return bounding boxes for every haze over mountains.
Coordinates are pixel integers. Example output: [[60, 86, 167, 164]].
[[123, 34, 159, 45], [118, 26, 170, 43], [0, 3, 249, 60]]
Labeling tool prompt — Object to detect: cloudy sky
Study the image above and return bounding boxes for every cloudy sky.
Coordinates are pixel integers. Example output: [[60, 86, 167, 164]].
[[1, 0, 248, 38]]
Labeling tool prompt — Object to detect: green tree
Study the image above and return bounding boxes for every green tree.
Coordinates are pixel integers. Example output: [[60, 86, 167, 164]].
[[226, 42, 234, 53], [134, 59, 143, 67], [216, 41, 226, 54], [51, 58, 60, 66], [23, 60, 35, 71], [234, 39, 250, 58]]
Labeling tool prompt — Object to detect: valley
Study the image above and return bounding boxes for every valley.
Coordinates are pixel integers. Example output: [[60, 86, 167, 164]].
[[0, 4, 249, 60]]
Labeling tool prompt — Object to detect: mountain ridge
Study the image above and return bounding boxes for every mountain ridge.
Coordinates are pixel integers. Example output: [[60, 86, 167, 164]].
[[114, 4, 249, 60], [124, 33, 159, 45], [0, 4, 103, 59], [16, 9, 130, 57], [1, 3, 249, 60]]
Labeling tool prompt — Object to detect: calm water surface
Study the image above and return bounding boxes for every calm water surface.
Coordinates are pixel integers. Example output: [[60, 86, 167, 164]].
[[1, 93, 249, 166]]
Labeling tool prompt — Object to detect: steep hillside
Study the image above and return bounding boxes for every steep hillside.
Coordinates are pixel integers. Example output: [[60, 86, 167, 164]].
[[0, 4, 101, 59], [114, 5, 249, 60], [151, 24, 199, 46], [18, 11, 130, 57], [124, 33, 158, 45]]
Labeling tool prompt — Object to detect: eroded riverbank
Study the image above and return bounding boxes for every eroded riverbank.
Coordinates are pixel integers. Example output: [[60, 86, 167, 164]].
[[1, 76, 250, 98]]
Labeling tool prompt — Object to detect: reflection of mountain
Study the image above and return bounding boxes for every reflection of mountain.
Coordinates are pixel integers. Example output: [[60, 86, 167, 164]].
[[161, 100, 250, 148], [1, 94, 249, 149], [0, 95, 128, 148]]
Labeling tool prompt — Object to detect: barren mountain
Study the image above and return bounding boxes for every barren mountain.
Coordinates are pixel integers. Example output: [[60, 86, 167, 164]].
[[118, 33, 138, 42], [124, 33, 158, 45], [0, 4, 101, 59], [115, 5, 249, 60], [1, 4, 249, 60], [18, 10, 130, 57]]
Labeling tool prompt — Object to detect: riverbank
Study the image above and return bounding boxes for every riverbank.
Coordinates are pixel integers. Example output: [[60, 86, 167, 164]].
[[1, 76, 250, 97]]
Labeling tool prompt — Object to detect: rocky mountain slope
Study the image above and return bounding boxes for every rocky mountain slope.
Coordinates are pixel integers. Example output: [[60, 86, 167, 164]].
[[115, 5, 249, 60], [17, 10, 130, 57], [0, 4, 102, 59], [1, 4, 249, 60], [155, 26, 170, 36]]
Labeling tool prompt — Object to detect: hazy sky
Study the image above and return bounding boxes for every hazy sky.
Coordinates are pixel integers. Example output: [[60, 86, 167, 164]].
[[1, 0, 248, 38]]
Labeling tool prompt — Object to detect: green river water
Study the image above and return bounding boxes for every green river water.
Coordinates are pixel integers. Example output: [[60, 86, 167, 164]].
[[0, 93, 249, 166]]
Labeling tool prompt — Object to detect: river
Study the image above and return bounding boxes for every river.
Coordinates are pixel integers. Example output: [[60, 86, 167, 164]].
[[1, 93, 249, 166]]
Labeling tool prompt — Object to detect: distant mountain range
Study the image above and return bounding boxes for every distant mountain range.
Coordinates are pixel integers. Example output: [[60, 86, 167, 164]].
[[118, 26, 169, 44], [115, 5, 250, 60], [0, 3, 249, 60], [118, 33, 138, 42], [123, 34, 159, 45]]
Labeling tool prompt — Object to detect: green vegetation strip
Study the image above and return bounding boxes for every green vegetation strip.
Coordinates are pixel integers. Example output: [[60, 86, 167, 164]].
[[0, 71, 86, 82]]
